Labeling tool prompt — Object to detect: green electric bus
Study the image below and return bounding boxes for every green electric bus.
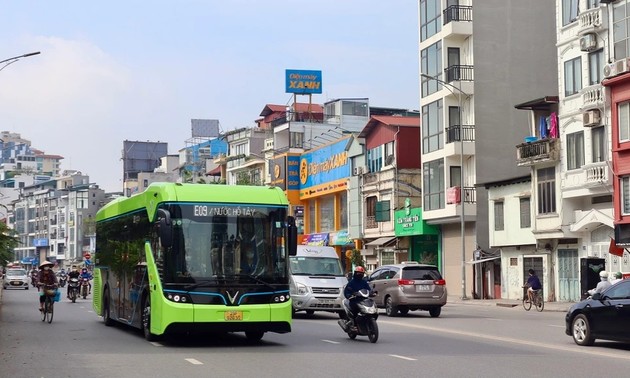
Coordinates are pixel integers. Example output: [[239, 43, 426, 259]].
[[92, 182, 297, 341]]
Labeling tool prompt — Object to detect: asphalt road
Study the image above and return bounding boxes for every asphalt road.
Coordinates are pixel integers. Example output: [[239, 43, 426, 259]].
[[1, 287, 629, 378]]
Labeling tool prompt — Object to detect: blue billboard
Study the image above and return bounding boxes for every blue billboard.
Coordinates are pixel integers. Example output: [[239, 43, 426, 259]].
[[299, 139, 350, 189], [285, 69, 322, 94]]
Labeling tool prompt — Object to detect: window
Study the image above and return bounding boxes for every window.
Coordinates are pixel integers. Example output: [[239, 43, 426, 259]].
[[341, 101, 368, 117], [421, 41, 442, 97], [592, 126, 606, 163], [494, 201, 504, 231], [520, 197, 531, 228], [290, 132, 304, 148], [319, 196, 334, 232], [420, 0, 441, 42], [588, 49, 604, 86], [367, 146, 383, 173], [339, 191, 347, 229], [366, 196, 377, 218], [562, 0, 579, 26], [613, 2, 630, 59], [375, 200, 390, 222], [423, 159, 444, 211], [537, 167, 556, 214], [308, 200, 316, 233], [622, 177, 630, 215], [619, 102, 630, 141], [450, 166, 461, 187], [422, 99, 443, 154], [587, 0, 600, 9], [567, 131, 584, 170], [564, 57, 582, 96]]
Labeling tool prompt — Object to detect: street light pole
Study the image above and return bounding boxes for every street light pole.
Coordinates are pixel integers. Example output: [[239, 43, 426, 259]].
[[420, 73, 469, 300], [0, 51, 41, 72]]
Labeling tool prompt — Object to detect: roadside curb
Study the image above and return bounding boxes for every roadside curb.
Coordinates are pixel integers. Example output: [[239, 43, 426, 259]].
[[447, 297, 571, 312]]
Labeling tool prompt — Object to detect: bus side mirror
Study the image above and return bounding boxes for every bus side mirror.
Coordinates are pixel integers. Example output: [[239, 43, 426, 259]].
[[157, 208, 173, 248], [287, 216, 297, 256]]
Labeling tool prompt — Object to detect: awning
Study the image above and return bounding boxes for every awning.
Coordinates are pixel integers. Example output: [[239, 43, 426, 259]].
[[466, 256, 500, 264], [365, 237, 396, 247]]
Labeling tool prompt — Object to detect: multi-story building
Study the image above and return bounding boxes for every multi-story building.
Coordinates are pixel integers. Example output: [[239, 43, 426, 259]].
[[10, 172, 106, 268], [418, 0, 558, 299]]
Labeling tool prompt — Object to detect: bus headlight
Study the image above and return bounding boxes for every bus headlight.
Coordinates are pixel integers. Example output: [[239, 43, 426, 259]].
[[165, 292, 191, 303], [272, 294, 290, 303]]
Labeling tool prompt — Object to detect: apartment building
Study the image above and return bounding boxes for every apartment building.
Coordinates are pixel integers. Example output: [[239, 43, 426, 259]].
[[418, 0, 558, 299]]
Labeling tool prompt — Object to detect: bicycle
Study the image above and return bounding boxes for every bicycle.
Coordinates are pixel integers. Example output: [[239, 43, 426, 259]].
[[522, 287, 544, 312], [40, 284, 57, 323]]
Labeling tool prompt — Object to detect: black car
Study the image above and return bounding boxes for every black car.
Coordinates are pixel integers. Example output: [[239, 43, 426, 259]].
[[565, 279, 630, 346]]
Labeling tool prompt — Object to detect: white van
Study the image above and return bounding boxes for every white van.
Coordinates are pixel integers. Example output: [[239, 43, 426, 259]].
[[289, 245, 346, 317]]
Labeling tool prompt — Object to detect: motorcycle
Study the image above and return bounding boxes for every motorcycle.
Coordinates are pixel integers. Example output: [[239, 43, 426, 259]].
[[81, 277, 90, 299], [337, 288, 379, 343], [68, 277, 80, 303], [58, 274, 67, 288]]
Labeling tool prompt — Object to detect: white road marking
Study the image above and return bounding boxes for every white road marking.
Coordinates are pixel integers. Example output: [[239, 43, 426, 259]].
[[547, 325, 565, 328], [484, 318, 502, 321], [149, 342, 163, 347], [185, 358, 203, 365], [389, 354, 417, 361], [379, 320, 630, 361], [322, 339, 340, 344]]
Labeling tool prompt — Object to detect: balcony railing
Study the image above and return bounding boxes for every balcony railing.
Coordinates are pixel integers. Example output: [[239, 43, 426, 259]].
[[446, 125, 475, 143], [578, 6, 606, 35], [581, 84, 605, 111], [584, 161, 611, 187], [363, 172, 378, 185], [365, 215, 377, 229], [463, 187, 476, 204], [444, 65, 474, 82], [443, 5, 473, 25], [516, 138, 560, 166]]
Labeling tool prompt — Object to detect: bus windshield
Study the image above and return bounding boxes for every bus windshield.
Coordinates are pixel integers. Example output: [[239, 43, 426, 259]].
[[160, 203, 288, 285]]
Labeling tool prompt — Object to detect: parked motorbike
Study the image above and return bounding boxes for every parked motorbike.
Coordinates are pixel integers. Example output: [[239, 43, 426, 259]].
[[81, 277, 90, 299], [337, 288, 379, 343], [68, 277, 80, 303]]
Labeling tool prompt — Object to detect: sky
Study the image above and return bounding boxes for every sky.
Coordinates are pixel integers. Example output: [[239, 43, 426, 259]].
[[0, 1, 420, 193]]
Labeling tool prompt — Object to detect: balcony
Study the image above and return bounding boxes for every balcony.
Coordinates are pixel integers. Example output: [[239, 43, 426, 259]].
[[577, 6, 607, 36], [580, 84, 605, 111], [584, 161, 611, 187], [444, 65, 474, 83], [446, 125, 475, 143], [365, 215, 377, 229], [562, 161, 611, 195], [516, 138, 560, 167], [442, 5, 472, 39]]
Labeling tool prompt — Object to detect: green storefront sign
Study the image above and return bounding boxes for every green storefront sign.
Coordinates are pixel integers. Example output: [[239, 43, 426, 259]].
[[394, 207, 438, 236]]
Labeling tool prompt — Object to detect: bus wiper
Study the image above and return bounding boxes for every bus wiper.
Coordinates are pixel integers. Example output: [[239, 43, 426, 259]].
[[222, 274, 276, 290], [183, 279, 216, 291]]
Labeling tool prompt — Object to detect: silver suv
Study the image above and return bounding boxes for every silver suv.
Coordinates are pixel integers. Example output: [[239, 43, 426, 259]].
[[368, 262, 446, 317]]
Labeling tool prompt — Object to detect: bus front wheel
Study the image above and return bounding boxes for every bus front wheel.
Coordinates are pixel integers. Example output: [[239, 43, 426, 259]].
[[142, 297, 160, 342], [245, 331, 264, 342]]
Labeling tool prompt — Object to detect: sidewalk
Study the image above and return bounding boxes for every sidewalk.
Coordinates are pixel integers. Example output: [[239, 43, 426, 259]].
[[447, 295, 572, 312]]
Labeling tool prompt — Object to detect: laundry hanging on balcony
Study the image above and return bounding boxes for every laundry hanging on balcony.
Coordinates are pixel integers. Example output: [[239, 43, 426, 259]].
[[549, 112, 558, 138], [539, 116, 548, 139]]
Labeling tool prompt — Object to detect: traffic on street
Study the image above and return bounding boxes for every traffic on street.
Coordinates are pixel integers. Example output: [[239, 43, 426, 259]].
[[2, 287, 630, 378]]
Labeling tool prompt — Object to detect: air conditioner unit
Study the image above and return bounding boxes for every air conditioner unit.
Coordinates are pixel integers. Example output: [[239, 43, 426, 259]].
[[583, 110, 601, 127], [353, 166, 363, 176], [384, 155, 395, 166], [580, 34, 597, 52], [604, 62, 618, 78]]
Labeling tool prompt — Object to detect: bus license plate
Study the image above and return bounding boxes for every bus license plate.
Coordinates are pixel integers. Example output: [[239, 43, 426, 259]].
[[224, 311, 243, 321], [416, 285, 431, 292]]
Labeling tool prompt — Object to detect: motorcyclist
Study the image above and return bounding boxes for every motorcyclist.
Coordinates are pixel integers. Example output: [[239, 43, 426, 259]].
[[37, 261, 58, 312], [343, 266, 372, 318], [588, 271, 612, 296], [80, 267, 93, 294], [30, 268, 39, 287], [67, 266, 80, 299]]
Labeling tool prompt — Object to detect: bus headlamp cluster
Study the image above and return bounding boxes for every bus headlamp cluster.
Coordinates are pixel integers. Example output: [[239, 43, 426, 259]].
[[273, 293, 290, 303], [166, 292, 191, 303]]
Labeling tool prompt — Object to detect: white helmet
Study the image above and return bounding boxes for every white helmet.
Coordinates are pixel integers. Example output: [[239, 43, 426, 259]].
[[599, 271, 609, 279]]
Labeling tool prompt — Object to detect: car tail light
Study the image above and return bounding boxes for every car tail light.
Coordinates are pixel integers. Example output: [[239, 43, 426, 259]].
[[398, 279, 415, 286], [434, 279, 446, 286]]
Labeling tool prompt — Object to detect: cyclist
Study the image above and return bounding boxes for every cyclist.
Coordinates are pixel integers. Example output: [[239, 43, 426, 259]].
[[37, 261, 58, 312], [524, 269, 542, 303]]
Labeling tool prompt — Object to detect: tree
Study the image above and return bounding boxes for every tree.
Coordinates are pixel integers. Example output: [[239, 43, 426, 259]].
[[0, 221, 19, 267]]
